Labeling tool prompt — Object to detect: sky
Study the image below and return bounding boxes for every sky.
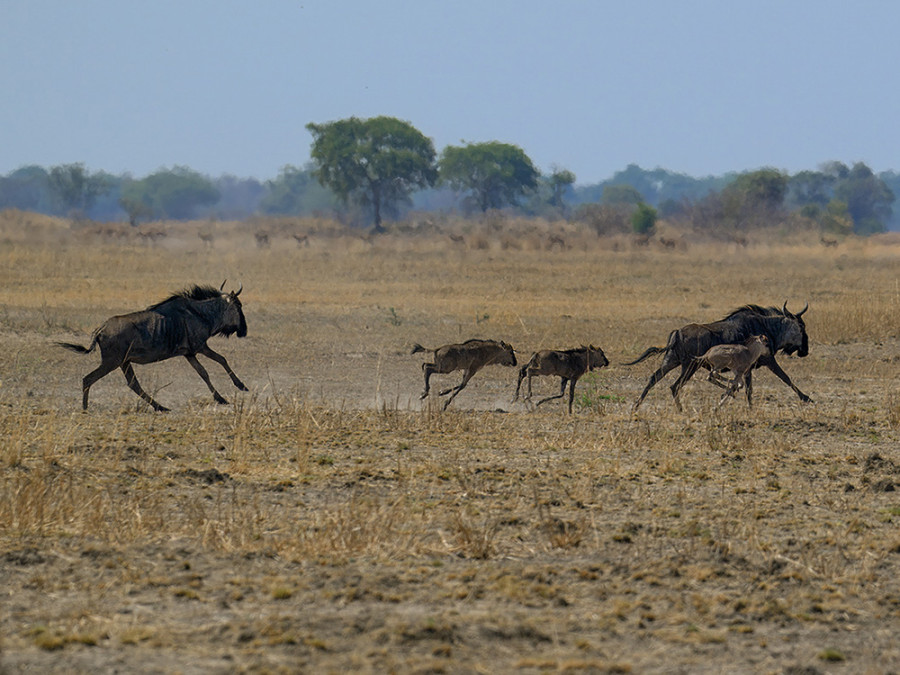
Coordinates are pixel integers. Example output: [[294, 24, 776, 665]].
[[3, 0, 900, 185]]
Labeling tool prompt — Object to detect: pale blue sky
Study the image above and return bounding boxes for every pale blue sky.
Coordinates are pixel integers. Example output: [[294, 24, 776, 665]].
[[3, 1, 899, 184]]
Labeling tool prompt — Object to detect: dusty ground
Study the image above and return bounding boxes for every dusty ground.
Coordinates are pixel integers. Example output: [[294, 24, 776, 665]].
[[1, 214, 899, 673]]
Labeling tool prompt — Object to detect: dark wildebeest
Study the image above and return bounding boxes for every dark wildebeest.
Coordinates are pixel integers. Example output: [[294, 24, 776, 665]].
[[411, 339, 517, 410], [57, 283, 248, 411], [625, 303, 810, 411], [513, 345, 609, 413], [695, 334, 771, 408]]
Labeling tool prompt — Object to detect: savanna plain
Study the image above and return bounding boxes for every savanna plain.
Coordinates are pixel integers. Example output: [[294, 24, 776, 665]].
[[1, 211, 899, 674]]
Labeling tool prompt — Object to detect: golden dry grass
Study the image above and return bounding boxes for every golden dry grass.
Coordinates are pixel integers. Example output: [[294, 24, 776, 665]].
[[1, 211, 899, 672]]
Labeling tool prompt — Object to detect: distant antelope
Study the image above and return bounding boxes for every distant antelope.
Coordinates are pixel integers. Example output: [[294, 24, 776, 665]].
[[411, 339, 517, 410], [513, 345, 609, 413], [695, 334, 771, 408]]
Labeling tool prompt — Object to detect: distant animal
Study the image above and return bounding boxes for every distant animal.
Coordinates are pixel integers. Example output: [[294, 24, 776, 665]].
[[513, 345, 609, 413], [411, 339, 517, 410], [695, 335, 771, 408], [625, 303, 810, 411], [57, 283, 248, 411]]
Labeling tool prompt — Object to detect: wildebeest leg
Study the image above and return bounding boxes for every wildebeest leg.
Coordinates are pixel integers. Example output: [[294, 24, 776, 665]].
[[121, 363, 169, 412], [199, 346, 248, 391], [670, 361, 701, 412], [81, 361, 117, 410], [421, 363, 436, 399], [761, 357, 812, 403], [633, 361, 679, 411], [441, 367, 477, 410], [185, 355, 229, 405], [537, 377, 568, 408], [512, 365, 528, 402], [706, 370, 733, 390], [717, 372, 743, 408], [568, 376, 580, 414]]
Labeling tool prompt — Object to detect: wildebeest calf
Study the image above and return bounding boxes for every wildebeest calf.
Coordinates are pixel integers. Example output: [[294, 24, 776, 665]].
[[696, 334, 770, 408], [513, 345, 609, 413], [411, 339, 517, 410]]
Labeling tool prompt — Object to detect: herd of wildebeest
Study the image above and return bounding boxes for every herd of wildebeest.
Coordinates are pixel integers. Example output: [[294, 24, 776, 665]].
[[57, 283, 812, 413]]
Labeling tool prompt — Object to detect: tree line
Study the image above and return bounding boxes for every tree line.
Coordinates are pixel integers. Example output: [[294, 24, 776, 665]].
[[1, 115, 897, 234]]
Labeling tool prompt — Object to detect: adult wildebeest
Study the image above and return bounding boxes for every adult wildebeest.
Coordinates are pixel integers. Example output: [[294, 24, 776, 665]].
[[58, 283, 248, 411], [411, 339, 517, 410], [695, 334, 771, 408], [513, 345, 609, 413], [625, 303, 810, 411]]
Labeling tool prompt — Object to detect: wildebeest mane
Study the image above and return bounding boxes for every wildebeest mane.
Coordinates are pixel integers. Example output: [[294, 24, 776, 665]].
[[722, 304, 784, 320], [146, 285, 223, 311]]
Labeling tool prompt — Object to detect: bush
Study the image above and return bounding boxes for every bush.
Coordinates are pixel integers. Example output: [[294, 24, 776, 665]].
[[631, 202, 657, 235]]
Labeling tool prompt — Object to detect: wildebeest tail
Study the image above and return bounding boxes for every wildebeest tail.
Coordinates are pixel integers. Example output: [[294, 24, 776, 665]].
[[622, 346, 667, 366], [410, 343, 429, 355], [56, 334, 98, 354]]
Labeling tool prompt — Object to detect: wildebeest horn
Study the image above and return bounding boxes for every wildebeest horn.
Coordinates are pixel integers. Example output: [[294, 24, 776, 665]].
[[796, 302, 808, 317], [220, 280, 227, 291], [235, 284, 242, 297]]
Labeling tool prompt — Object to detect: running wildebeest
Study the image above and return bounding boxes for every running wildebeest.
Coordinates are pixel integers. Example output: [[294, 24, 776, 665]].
[[513, 345, 609, 413], [411, 339, 517, 410], [625, 303, 810, 411], [57, 283, 248, 411], [695, 334, 771, 408]]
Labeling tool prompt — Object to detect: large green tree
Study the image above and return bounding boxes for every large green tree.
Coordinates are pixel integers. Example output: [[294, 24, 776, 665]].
[[439, 141, 538, 212], [306, 116, 437, 230]]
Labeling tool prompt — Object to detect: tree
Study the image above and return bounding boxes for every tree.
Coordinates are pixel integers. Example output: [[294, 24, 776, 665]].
[[259, 164, 338, 216], [787, 170, 834, 209], [548, 167, 576, 210], [0, 165, 52, 212], [306, 116, 437, 230], [832, 162, 893, 234], [727, 168, 788, 212], [631, 202, 658, 235], [47, 163, 111, 217], [119, 167, 219, 221], [601, 184, 644, 207], [439, 141, 538, 213]]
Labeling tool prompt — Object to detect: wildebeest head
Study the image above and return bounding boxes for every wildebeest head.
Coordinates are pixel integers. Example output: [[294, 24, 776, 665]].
[[587, 345, 609, 370], [498, 341, 517, 367], [219, 285, 247, 338], [779, 302, 808, 357]]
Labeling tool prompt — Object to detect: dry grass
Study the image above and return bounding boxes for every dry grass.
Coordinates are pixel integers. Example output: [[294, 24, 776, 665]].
[[1, 211, 899, 672]]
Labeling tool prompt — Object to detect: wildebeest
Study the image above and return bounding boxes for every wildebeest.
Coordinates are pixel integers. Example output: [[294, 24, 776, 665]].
[[513, 345, 609, 413], [57, 283, 248, 411], [625, 303, 810, 411], [411, 339, 517, 410], [695, 334, 770, 408]]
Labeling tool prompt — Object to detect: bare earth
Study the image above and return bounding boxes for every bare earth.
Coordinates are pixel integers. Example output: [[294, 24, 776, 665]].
[[1, 214, 899, 673]]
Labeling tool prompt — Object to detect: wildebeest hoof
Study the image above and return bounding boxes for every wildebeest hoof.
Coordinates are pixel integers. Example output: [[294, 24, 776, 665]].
[[155, 405, 171, 413], [214, 395, 229, 405]]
